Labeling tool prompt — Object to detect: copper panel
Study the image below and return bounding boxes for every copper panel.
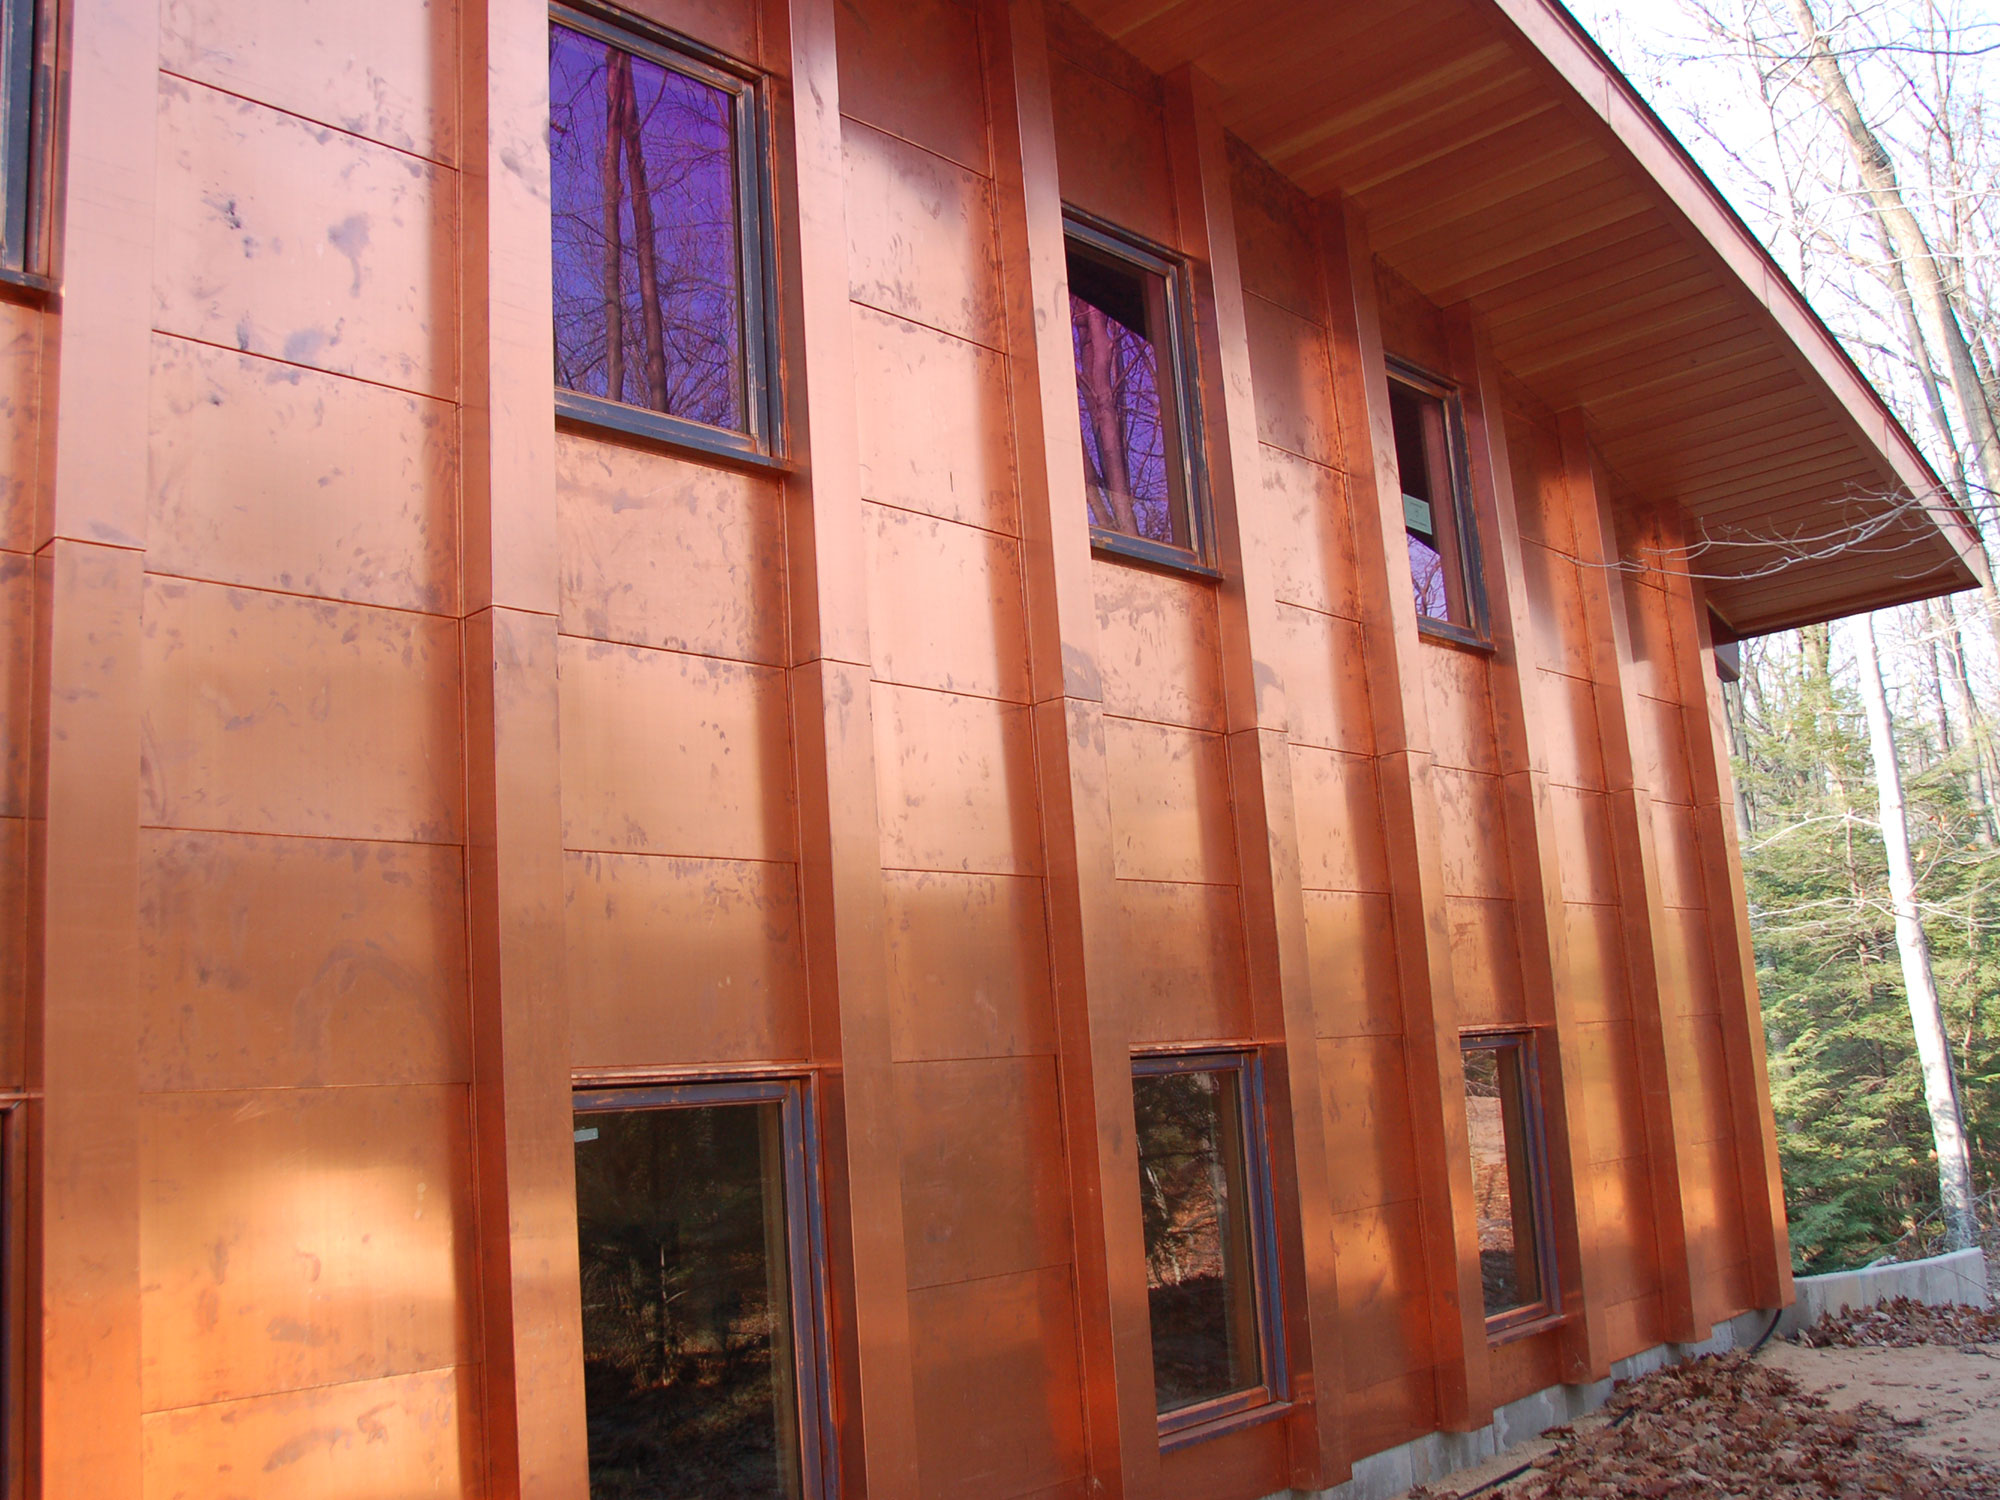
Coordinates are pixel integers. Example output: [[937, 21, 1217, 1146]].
[[873, 683, 1041, 875], [1589, 1155, 1662, 1305], [1445, 895, 1525, 1027], [1155, 1411, 1288, 1500], [1319, 1036, 1422, 1216], [141, 1365, 473, 1500], [1516, 542, 1591, 678], [1277, 602, 1371, 756], [1375, 261, 1452, 376], [836, 0, 989, 172], [852, 305, 1020, 534], [1432, 766, 1511, 901], [1602, 1293, 1667, 1365], [1229, 150, 1323, 324], [897, 1055, 1073, 1288], [1682, 1136, 1752, 1275], [1654, 905, 1720, 1017], [1619, 574, 1680, 704], [160, 0, 457, 161], [845, 120, 1004, 347], [0, 817, 21, 1086], [1486, 1328, 1560, 1410], [137, 828, 471, 1091], [557, 435, 787, 664], [1536, 668, 1603, 790], [1304, 889, 1402, 1038], [1117, 878, 1248, 1044], [1561, 901, 1629, 1023], [0, 302, 38, 553], [884, 869, 1056, 1062], [148, 336, 459, 613], [1103, 717, 1238, 885], [1261, 446, 1360, 620], [1332, 1200, 1438, 1391], [866, 503, 1031, 701], [558, 637, 795, 860], [153, 77, 456, 398], [1575, 1019, 1647, 1164], [140, 1084, 475, 1411], [621, 0, 757, 62], [907, 1265, 1088, 1500], [1631, 692, 1692, 805], [1547, 785, 1617, 905], [1649, 801, 1704, 911], [1048, 60, 1173, 240], [1671, 1014, 1735, 1147], [565, 849, 809, 1067], [1502, 408, 1573, 556], [1343, 1369, 1439, 1464], [1290, 745, 1390, 893], [1421, 647, 1497, 774], [139, 578, 464, 843], [1243, 293, 1339, 468], [1092, 561, 1225, 731], [0, 553, 27, 815]]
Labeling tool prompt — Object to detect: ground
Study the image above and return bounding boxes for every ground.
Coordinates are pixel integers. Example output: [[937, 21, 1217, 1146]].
[[1403, 1299, 2000, 1498]]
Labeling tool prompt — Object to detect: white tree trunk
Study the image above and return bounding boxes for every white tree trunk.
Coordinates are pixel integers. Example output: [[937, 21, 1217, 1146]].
[[1854, 613, 1978, 1250]]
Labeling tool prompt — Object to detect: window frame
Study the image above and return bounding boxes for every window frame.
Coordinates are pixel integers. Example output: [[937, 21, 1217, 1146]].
[[549, 1, 782, 467], [571, 1075, 836, 1500], [1130, 1048, 1287, 1443], [1385, 358, 1489, 647], [0, 0, 48, 286], [1064, 210, 1216, 578], [1457, 1030, 1561, 1339]]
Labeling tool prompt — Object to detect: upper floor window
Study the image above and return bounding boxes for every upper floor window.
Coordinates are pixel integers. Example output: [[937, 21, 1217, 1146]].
[[1461, 1032, 1556, 1332], [1131, 1051, 1283, 1437], [573, 1079, 831, 1500], [1, 0, 45, 280], [1068, 215, 1209, 572], [1388, 364, 1483, 636], [550, 6, 777, 460]]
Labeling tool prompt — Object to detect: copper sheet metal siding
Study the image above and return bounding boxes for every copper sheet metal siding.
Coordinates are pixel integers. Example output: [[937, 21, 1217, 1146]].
[[7, 0, 1795, 1493]]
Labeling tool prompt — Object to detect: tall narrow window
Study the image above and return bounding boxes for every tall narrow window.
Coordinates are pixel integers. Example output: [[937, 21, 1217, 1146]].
[[550, 8, 775, 458], [1, 0, 43, 278], [1131, 1052, 1282, 1434], [1067, 216, 1207, 570], [573, 1081, 829, 1500], [1388, 366, 1482, 634], [1460, 1034, 1556, 1330]]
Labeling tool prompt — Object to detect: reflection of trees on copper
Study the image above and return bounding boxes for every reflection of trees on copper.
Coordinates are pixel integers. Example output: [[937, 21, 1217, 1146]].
[[1132, 1068, 1261, 1412], [551, 24, 745, 431], [1069, 243, 1192, 550], [574, 1103, 802, 1500], [1462, 1044, 1544, 1319]]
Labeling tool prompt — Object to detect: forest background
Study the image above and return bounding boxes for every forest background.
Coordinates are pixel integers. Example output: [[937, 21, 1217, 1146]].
[[1573, 0, 2000, 1273]]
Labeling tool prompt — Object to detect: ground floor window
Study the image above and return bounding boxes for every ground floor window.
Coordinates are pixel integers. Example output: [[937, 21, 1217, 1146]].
[[573, 1079, 829, 1500], [1131, 1051, 1284, 1436], [1460, 1033, 1557, 1331]]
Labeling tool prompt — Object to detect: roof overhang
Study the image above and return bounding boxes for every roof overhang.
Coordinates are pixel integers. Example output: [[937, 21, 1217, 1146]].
[[1072, 0, 1989, 636]]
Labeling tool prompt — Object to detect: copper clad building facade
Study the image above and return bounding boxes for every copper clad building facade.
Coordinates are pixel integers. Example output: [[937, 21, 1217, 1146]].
[[0, 0, 1985, 1495]]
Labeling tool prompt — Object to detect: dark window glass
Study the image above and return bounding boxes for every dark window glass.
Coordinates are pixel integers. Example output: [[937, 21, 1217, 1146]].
[[1462, 1039, 1550, 1323], [1, 0, 42, 276], [1132, 1063, 1264, 1416], [573, 1098, 805, 1500], [551, 19, 749, 434], [1389, 374, 1475, 629], [1068, 226, 1201, 561]]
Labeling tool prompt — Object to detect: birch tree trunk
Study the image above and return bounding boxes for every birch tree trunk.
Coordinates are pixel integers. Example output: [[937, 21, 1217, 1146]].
[[1854, 611, 1979, 1250]]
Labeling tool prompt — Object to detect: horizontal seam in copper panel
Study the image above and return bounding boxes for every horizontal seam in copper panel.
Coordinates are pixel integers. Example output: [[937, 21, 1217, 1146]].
[[836, 111, 991, 184], [138, 1361, 471, 1419], [140, 821, 465, 850], [862, 495, 1025, 546], [152, 328, 456, 408], [563, 844, 798, 866], [1244, 284, 1330, 335], [137, 1079, 473, 1097], [143, 568, 467, 625], [1110, 875, 1242, 891], [1100, 711, 1228, 734], [846, 293, 1008, 360], [889, 1049, 1060, 1066], [879, 862, 1044, 878], [903, 1258, 1076, 1294], [554, 632, 787, 672], [871, 678, 1032, 710], [1271, 600, 1369, 628], [158, 67, 459, 173]]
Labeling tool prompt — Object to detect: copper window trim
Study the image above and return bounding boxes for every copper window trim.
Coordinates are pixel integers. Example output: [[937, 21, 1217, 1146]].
[[1387, 356, 1491, 642]]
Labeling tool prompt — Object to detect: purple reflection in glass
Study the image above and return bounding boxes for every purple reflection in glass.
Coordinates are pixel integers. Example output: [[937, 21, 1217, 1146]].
[[1408, 533, 1450, 620], [551, 24, 745, 432], [1069, 243, 1189, 550]]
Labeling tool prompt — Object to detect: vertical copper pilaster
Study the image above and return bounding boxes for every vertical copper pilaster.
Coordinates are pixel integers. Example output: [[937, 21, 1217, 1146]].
[[1561, 419, 1704, 1344], [459, 0, 588, 1493], [763, 0, 922, 1494], [1448, 311, 1610, 1383], [1317, 194, 1492, 1435], [1163, 65, 1347, 1488], [28, 0, 159, 1488], [983, 2, 1160, 1494]]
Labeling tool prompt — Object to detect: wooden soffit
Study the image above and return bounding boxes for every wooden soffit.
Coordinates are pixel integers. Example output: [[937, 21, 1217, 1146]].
[[1068, 0, 1988, 636]]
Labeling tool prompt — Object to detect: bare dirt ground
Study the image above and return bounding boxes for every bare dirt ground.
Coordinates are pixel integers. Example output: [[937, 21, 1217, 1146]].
[[1404, 1298, 2000, 1498]]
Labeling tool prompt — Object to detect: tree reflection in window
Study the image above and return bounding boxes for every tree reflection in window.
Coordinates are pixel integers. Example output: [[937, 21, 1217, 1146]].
[[550, 21, 745, 432], [1069, 236, 1195, 552], [1132, 1064, 1263, 1414], [1462, 1039, 1549, 1321], [1389, 374, 1467, 625], [573, 1100, 803, 1500]]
